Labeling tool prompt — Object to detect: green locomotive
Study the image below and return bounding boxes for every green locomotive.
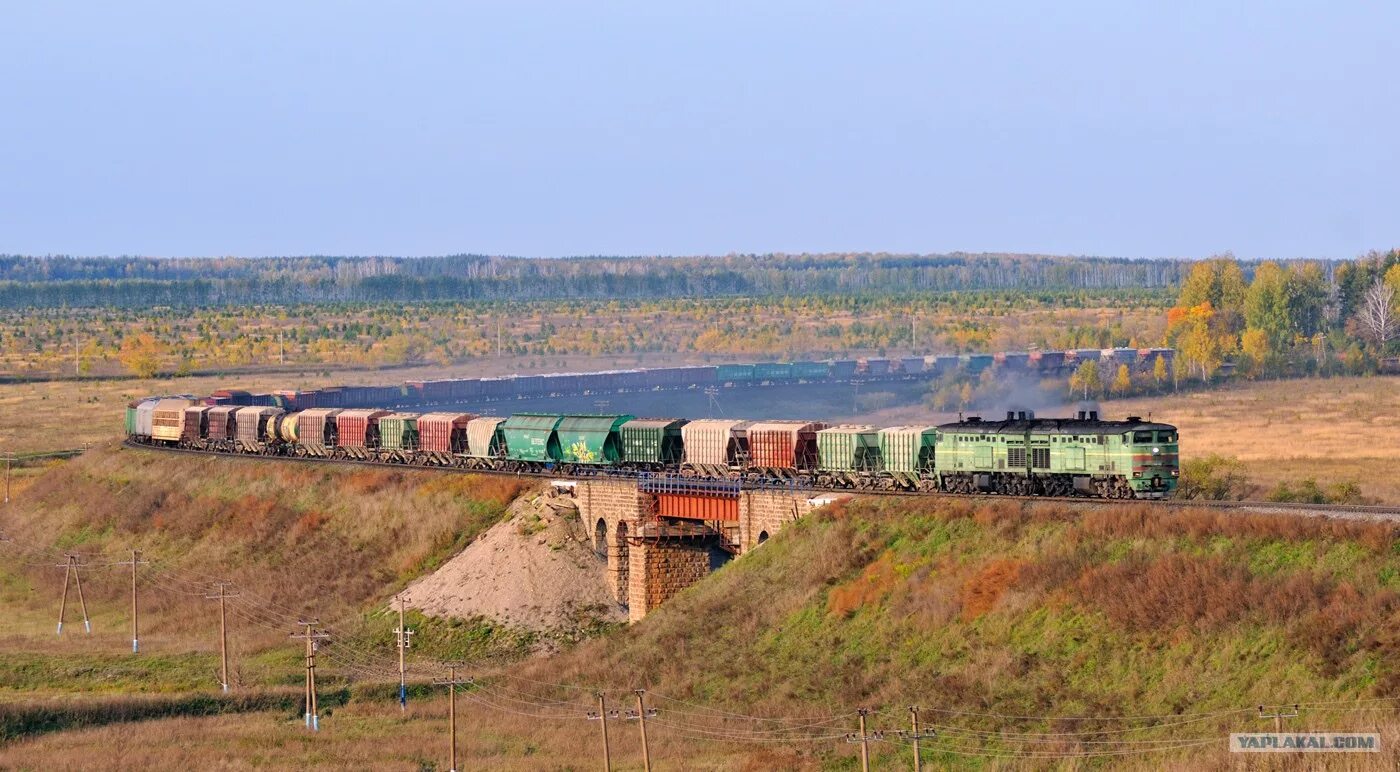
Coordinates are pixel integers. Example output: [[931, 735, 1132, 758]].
[[935, 406, 1178, 499]]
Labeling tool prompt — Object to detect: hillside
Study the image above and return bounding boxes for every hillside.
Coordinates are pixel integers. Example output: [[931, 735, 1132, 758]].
[[2, 456, 1396, 768], [0, 445, 563, 703]]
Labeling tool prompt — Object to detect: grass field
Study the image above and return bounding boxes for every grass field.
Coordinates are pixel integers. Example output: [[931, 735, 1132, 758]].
[[1, 493, 1396, 769], [1109, 375, 1400, 503]]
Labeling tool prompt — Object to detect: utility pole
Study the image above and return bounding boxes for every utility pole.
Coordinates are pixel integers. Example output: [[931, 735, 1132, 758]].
[[291, 620, 329, 730], [433, 665, 472, 772], [899, 705, 936, 772], [394, 595, 414, 711], [845, 708, 880, 772], [4, 456, 10, 504], [1259, 704, 1300, 734], [115, 550, 147, 652], [206, 583, 238, 692], [56, 554, 91, 635], [626, 690, 657, 772], [278, 330, 285, 365], [586, 693, 617, 772]]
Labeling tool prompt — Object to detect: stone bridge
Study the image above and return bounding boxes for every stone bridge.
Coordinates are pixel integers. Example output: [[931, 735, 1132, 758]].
[[559, 479, 842, 621]]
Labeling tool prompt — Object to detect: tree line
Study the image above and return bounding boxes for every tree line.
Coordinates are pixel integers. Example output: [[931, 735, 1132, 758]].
[[1165, 250, 1400, 380], [0, 253, 1187, 308]]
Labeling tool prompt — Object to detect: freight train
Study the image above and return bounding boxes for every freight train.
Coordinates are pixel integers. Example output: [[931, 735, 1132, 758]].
[[126, 400, 1179, 499]]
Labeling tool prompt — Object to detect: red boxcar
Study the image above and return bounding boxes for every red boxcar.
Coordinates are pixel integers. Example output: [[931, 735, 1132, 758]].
[[418, 412, 475, 454], [746, 421, 827, 471], [336, 409, 391, 449]]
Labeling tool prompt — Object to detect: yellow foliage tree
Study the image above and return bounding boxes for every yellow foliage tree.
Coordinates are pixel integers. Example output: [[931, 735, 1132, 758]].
[[1112, 363, 1131, 395], [118, 334, 165, 379]]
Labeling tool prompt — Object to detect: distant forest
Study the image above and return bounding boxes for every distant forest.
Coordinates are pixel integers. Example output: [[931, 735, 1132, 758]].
[[0, 253, 1189, 307]]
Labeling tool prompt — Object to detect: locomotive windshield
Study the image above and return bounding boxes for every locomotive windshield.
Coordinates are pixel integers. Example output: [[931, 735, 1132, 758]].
[[1133, 431, 1153, 443]]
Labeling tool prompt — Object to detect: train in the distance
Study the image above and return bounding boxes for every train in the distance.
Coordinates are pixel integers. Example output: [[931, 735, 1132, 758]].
[[127, 399, 1179, 499]]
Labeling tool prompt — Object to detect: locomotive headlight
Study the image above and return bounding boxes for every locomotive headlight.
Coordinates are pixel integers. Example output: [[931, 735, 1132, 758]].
[[1152, 447, 1160, 454]]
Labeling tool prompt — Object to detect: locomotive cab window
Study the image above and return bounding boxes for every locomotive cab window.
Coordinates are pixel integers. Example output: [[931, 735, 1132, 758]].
[[1158, 431, 1177, 443], [1133, 431, 1153, 443]]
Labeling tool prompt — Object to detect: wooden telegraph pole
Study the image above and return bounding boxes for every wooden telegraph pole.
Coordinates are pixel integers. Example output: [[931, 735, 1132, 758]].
[[291, 620, 329, 730], [206, 583, 239, 692], [1259, 704, 1300, 734], [627, 689, 658, 772], [586, 692, 617, 772], [394, 596, 414, 711], [433, 665, 472, 772], [115, 550, 147, 653], [845, 708, 881, 772], [56, 554, 92, 635], [900, 705, 936, 772]]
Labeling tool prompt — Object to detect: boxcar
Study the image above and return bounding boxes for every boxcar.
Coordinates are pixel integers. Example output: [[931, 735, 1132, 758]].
[[296, 408, 343, 457], [234, 407, 282, 452], [816, 425, 881, 487], [747, 420, 827, 475], [753, 362, 792, 381], [717, 364, 755, 385], [417, 413, 473, 457], [336, 409, 391, 458], [681, 419, 751, 474], [792, 361, 830, 381], [180, 405, 211, 445], [878, 426, 937, 489], [149, 397, 197, 439], [620, 418, 687, 468], [464, 416, 507, 460]]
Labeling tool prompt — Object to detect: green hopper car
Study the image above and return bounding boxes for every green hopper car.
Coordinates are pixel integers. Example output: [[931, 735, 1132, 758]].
[[501, 413, 564, 463], [556, 414, 635, 464]]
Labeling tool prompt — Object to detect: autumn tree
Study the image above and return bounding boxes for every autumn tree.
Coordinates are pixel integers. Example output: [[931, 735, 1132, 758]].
[[1354, 278, 1397, 349], [1069, 359, 1102, 398], [118, 333, 165, 378], [1244, 261, 1293, 353], [1112, 363, 1131, 396], [1177, 256, 1247, 335]]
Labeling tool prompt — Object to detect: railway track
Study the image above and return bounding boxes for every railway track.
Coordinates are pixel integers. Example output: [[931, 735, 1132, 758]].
[[121, 440, 1400, 522]]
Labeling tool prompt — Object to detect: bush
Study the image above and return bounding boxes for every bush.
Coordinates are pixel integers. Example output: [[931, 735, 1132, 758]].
[[1176, 454, 1252, 500], [1268, 478, 1365, 505]]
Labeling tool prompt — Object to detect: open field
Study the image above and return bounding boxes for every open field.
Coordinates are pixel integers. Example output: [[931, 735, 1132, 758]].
[[1109, 376, 1400, 503]]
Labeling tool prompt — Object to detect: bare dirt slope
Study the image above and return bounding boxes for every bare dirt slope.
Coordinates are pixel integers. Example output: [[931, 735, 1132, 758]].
[[399, 487, 625, 634]]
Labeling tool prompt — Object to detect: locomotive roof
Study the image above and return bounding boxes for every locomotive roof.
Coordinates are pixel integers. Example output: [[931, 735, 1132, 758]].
[[937, 417, 1177, 435]]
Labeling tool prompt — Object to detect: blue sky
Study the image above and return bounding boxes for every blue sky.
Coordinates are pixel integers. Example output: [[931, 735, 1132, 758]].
[[1, 1, 1395, 259]]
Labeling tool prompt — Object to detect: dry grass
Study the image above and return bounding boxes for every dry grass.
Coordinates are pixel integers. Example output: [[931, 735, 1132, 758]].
[[1110, 376, 1400, 502], [0, 444, 529, 682]]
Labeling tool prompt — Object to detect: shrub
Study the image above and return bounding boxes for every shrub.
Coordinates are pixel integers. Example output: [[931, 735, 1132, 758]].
[[1176, 454, 1252, 500]]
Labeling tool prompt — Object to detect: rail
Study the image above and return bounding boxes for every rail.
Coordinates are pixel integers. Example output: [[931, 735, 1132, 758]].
[[119, 440, 1400, 522]]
